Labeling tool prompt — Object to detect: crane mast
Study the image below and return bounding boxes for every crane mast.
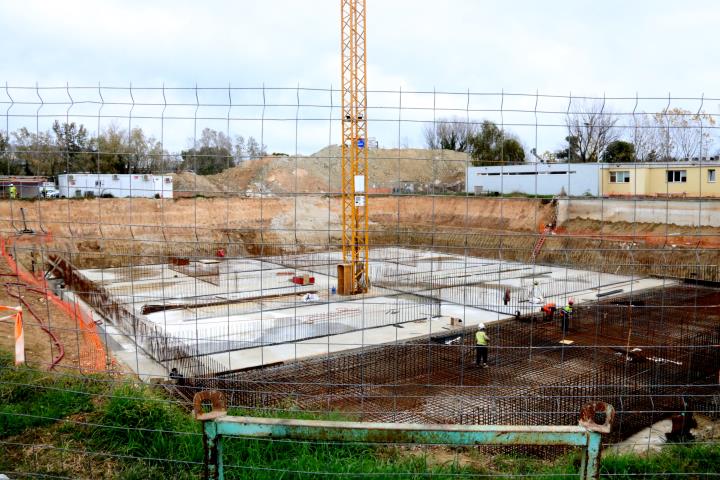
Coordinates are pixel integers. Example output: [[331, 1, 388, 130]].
[[338, 0, 369, 294]]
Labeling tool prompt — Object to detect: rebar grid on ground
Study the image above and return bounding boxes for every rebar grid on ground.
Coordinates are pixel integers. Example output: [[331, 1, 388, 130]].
[[177, 285, 719, 443]]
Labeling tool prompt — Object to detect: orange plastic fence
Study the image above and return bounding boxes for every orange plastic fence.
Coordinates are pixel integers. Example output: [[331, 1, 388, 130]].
[[1, 236, 107, 372]]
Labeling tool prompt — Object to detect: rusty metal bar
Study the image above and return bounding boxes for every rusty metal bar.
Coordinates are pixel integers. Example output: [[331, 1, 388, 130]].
[[194, 391, 613, 480]]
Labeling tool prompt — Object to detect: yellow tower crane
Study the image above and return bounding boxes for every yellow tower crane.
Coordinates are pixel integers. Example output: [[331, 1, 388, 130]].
[[337, 0, 370, 295]]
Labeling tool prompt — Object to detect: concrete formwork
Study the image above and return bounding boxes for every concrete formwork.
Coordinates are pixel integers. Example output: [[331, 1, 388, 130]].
[[61, 247, 672, 375]]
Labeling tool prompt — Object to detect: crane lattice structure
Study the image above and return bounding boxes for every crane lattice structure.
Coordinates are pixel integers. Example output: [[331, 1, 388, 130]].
[[338, 0, 370, 294]]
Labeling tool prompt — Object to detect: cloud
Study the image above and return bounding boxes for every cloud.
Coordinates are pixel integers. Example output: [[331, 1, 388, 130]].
[[1, 0, 718, 155]]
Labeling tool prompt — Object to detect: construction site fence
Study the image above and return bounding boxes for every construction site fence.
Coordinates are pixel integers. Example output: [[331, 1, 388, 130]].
[[0, 236, 107, 372]]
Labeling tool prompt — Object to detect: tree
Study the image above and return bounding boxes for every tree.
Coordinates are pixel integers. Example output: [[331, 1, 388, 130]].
[[245, 136, 266, 160], [653, 108, 715, 161], [628, 113, 658, 162], [564, 101, 619, 163], [95, 124, 165, 174], [146, 140, 170, 173], [468, 121, 525, 166], [555, 135, 580, 163], [0, 131, 22, 175], [424, 117, 477, 152], [233, 135, 246, 164], [96, 123, 130, 173], [602, 140, 636, 163], [181, 128, 235, 175], [12, 128, 58, 175], [52, 121, 95, 172]]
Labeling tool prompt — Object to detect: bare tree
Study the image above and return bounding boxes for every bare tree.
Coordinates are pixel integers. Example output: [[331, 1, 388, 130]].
[[630, 113, 659, 162], [564, 100, 619, 163], [653, 108, 715, 161], [630, 108, 716, 161], [424, 117, 478, 152]]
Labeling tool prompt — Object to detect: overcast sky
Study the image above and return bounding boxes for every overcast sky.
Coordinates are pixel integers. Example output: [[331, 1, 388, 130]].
[[1, 0, 719, 155]]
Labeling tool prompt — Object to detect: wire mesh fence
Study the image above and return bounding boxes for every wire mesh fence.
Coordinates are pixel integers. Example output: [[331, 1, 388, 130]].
[[0, 84, 719, 478]]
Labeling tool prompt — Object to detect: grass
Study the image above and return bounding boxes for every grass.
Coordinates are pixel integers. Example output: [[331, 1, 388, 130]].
[[1, 350, 719, 479], [601, 444, 720, 479], [0, 353, 105, 437]]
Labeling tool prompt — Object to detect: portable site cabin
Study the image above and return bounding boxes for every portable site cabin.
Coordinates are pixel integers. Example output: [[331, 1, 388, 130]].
[[466, 163, 599, 197], [57, 174, 173, 198], [600, 162, 720, 197]]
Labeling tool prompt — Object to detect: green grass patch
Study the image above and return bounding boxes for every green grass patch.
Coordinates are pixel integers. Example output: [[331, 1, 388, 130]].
[[602, 444, 720, 479], [0, 353, 106, 438], [2, 350, 720, 479], [87, 382, 204, 471]]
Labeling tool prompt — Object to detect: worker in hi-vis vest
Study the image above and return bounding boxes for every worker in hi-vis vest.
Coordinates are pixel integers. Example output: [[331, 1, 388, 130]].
[[560, 298, 574, 333], [8, 184, 17, 199], [475, 323, 489, 367]]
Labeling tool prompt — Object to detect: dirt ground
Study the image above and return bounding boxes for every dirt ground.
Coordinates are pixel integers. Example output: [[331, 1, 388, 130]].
[[0, 260, 83, 371], [562, 218, 720, 248]]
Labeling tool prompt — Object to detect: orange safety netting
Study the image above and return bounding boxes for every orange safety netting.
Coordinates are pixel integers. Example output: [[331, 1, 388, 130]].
[[0, 236, 108, 372], [0, 305, 25, 365]]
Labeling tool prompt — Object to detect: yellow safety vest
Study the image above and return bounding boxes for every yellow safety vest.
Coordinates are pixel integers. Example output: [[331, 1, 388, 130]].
[[476, 331, 488, 346]]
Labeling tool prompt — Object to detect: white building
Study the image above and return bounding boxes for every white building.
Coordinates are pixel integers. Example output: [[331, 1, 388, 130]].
[[466, 163, 599, 197], [58, 174, 173, 199]]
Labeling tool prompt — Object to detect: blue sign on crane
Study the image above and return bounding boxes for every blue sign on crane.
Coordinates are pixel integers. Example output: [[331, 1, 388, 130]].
[[357, 138, 365, 148]]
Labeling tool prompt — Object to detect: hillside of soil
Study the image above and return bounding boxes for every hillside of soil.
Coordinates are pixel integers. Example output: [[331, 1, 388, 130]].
[[173, 146, 469, 196]]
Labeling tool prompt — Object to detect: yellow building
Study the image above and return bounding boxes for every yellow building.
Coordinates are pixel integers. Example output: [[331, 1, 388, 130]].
[[600, 163, 720, 198]]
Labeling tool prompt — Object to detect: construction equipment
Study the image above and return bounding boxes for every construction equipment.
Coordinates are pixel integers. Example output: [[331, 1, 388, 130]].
[[337, 0, 370, 295], [18, 208, 34, 234], [291, 274, 315, 286], [530, 223, 554, 262]]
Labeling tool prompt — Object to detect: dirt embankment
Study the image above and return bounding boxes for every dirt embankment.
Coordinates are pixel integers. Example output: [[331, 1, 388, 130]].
[[172, 146, 469, 196], [561, 218, 720, 248], [0, 196, 550, 266], [0, 195, 716, 282]]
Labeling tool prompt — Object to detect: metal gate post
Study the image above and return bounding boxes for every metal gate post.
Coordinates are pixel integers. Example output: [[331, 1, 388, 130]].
[[583, 430, 603, 479], [195, 391, 228, 480], [202, 420, 222, 480]]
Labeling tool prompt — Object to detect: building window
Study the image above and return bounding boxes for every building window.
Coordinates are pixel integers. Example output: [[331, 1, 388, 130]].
[[609, 171, 630, 183], [667, 170, 687, 183], [708, 169, 716, 183]]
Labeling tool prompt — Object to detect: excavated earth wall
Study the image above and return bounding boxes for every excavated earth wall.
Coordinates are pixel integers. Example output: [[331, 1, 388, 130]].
[[0, 196, 716, 282]]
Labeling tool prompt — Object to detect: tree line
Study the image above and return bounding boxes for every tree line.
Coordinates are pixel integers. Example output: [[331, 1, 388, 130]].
[[424, 119, 525, 166], [0, 122, 266, 177], [425, 101, 718, 165]]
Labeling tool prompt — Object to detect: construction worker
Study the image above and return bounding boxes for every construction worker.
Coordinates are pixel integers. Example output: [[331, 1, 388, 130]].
[[560, 298, 574, 333], [8, 183, 17, 200], [169, 367, 185, 385], [475, 323, 489, 367], [530, 280, 544, 304], [541, 302, 557, 322], [503, 287, 511, 306]]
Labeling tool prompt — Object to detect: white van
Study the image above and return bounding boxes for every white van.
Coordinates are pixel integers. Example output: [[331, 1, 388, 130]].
[[41, 182, 60, 198]]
